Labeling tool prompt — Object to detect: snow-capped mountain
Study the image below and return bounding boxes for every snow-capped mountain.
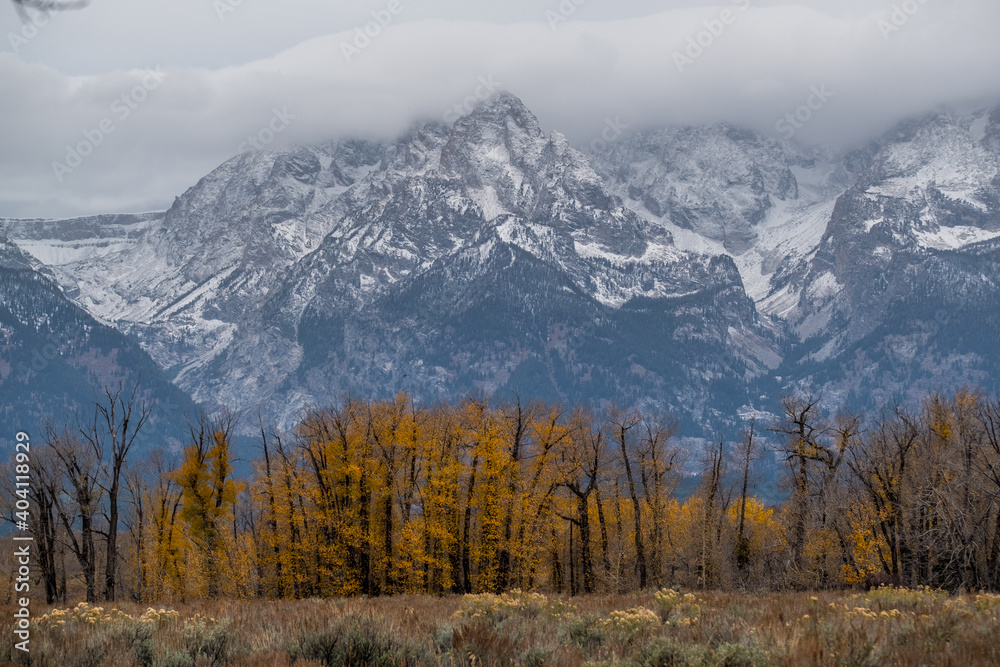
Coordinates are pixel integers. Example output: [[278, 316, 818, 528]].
[[780, 108, 1000, 407], [4, 94, 1000, 434], [0, 232, 197, 444], [592, 105, 1000, 409], [199, 92, 778, 428], [3, 140, 386, 388], [590, 124, 850, 320]]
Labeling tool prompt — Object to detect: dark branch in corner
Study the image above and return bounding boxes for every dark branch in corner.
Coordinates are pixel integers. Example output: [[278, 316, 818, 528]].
[[11, 0, 90, 20]]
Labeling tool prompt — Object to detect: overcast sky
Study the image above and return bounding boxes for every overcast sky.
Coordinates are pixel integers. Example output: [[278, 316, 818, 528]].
[[2, 0, 998, 219]]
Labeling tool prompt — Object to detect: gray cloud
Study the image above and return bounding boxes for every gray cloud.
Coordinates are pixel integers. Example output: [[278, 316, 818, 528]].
[[1, 0, 998, 218]]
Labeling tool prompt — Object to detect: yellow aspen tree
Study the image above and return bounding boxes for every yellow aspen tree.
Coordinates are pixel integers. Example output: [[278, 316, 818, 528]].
[[462, 398, 509, 593], [518, 406, 572, 589], [366, 394, 412, 593], [174, 414, 244, 598], [147, 449, 186, 600], [418, 405, 464, 593]]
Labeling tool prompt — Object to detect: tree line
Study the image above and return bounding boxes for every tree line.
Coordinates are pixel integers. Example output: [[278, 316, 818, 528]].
[[11, 387, 1000, 603]]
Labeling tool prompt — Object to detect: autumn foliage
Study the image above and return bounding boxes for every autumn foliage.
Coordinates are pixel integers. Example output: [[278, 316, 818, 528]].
[[19, 388, 1000, 603]]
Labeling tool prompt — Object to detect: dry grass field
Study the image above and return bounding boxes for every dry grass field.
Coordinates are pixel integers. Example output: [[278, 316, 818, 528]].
[[2, 587, 999, 666]]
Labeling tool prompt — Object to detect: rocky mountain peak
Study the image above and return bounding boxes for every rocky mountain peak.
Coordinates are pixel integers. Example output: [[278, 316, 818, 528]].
[[0, 233, 33, 270], [592, 124, 799, 254], [461, 90, 542, 138], [439, 91, 546, 186], [12, 94, 1000, 437]]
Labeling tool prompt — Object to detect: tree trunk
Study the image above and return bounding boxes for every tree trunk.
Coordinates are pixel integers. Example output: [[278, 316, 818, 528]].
[[594, 484, 612, 579], [577, 493, 595, 593], [461, 455, 479, 593], [619, 432, 647, 588], [105, 474, 119, 601]]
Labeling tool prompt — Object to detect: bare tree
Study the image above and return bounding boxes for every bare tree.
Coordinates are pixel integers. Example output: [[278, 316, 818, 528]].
[[771, 395, 825, 579], [847, 406, 920, 584], [47, 427, 102, 601], [554, 411, 606, 594], [700, 437, 726, 589], [79, 383, 150, 602], [638, 414, 679, 587], [123, 461, 150, 601]]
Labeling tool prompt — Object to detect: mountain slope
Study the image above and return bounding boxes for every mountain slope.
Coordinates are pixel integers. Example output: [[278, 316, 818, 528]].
[[7, 96, 1000, 435], [201, 93, 779, 429], [780, 108, 1000, 406], [0, 234, 197, 445], [3, 140, 387, 386]]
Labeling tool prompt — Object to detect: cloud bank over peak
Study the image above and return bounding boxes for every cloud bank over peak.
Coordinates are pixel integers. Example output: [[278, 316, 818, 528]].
[[1, 0, 998, 218]]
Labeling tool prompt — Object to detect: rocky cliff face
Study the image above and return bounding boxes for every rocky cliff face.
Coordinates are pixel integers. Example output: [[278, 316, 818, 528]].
[[778, 109, 1000, 408], [5, 95, 1000, 435], [0, 233, 196, 446], [207, 93, 777, 429], [594, 124, 800, 254]]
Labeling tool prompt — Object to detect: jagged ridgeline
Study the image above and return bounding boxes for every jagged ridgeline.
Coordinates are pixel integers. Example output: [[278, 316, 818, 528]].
[[3, 95, 1000, 438]]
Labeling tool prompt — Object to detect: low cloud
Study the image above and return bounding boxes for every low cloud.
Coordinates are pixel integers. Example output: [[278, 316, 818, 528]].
[[1, 0, 998, 218]]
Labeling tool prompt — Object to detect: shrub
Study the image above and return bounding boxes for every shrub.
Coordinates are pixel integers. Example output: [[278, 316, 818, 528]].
[[451, 589, 560, 625], [653, 589, 702, 626], [70, 637, 107, 667], [562, 614, 606, 652], [289, 613, 421, 667], [635, 637, 708, 667], [130, 622, 157, 667], [854, 585, 948, 612], [157, 650, 193, 667], [711, 643, 769, 667], [974, 593, 1000, 613], [599, 607, 662, 645], [451, 620, 519, 665], [433, 625, 454, 652], [521, 646, 553, 667], [182, 616, 238, 666]]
